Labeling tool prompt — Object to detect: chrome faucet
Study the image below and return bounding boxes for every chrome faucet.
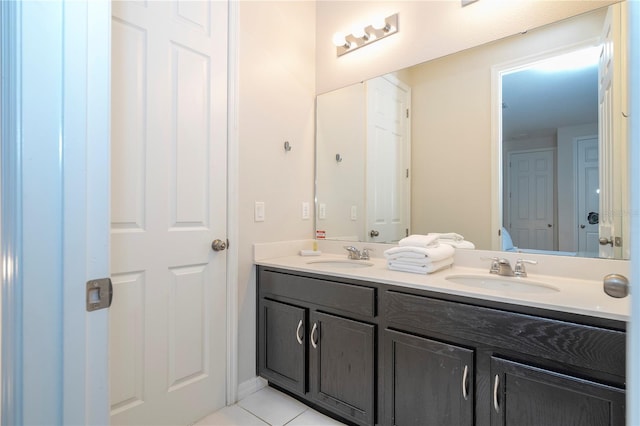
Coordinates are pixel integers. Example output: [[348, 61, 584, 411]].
[[344, 246, 361, 260], [483, 257, 515, 276], [344, 246, 373, 260]]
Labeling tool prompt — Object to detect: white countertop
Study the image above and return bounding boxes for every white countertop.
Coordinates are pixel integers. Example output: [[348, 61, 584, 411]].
[[254, 240, 630, 322]]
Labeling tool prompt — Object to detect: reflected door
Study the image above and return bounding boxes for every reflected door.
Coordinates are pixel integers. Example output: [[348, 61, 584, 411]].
[[110, 1, 228, 424], [577, 136, 599, 255], [507, 149, 555, 250], [366, 76, 411, 243]]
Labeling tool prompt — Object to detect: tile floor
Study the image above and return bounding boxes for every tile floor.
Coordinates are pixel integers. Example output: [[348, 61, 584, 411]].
[[194, 386, 346, 426]]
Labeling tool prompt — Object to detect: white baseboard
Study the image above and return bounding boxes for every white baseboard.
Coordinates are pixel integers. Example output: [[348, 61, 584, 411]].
[[237, 376, 268, 402]]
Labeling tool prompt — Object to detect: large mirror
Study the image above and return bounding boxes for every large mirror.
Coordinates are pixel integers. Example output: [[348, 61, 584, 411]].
[[315, 3, 629, 259]]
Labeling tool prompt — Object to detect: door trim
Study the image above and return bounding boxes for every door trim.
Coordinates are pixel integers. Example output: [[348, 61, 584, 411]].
[[226, 0, 240, 405], [1, 1, 23, 424]]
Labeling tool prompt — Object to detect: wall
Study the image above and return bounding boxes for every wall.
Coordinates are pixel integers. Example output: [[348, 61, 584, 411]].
[[237, 1, 316, 386], [315, 0, 616, 94], [316, 83, 366, 240], [405, 8, 606, 250]]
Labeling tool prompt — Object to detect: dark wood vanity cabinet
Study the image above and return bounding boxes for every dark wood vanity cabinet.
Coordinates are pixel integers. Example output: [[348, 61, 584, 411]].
[[490, 357, 625, 426], [383, 329, 474, 425], [257, 266, 626, 426], [384, 289, 626, 426], [257, 268, 377, 426]]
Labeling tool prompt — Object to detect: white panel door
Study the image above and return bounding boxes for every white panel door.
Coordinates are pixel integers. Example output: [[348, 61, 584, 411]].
[[110, 1, 228, 425], [577, 136, 599, 256], [366, 75, 411, 243], [598, 2, 627, 259], [507, 150, 555, 251]]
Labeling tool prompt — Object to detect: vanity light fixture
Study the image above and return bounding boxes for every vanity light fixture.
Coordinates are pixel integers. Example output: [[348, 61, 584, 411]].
[[333, 13, 398, 57]]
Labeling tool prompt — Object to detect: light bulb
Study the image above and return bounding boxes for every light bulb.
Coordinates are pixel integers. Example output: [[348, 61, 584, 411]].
[[372, 16, 389, 31], [332, 32, 349, 48]]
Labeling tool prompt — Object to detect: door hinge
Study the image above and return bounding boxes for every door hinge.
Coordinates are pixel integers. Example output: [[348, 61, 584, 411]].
[[406, 108, 409, 118], [406, 228, 409, 237], [86, 278, 113, 312], [406, 168, 409, 178]]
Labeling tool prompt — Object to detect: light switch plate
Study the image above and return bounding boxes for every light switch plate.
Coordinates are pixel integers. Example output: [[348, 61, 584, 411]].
[[302, 202, 310, 220], [319, 203, 326, 220], [255, 201, 265, 222], [350, 205, 357, 220]]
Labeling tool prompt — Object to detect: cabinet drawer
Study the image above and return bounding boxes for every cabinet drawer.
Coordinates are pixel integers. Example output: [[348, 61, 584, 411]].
[[260, 270, 376, 318], [385, 290, 625, 378]]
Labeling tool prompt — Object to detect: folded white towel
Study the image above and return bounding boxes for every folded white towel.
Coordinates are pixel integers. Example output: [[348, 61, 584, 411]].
[[384, 245, 455, 262], [398, 234, 439, 248], [427, 232, 464, 241], [388, 257, 454, 275], [439, 240, 475, 249]]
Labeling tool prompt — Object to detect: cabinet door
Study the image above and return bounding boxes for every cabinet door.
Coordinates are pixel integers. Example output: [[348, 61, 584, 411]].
[[258, 299, 306, 395], [384, 329, 474, 426], [309, 311, 375, 426], [491, 357, 625, 426]]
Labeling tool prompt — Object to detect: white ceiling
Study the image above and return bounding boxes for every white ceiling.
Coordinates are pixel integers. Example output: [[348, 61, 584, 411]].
[[502, 64, 598, 141]]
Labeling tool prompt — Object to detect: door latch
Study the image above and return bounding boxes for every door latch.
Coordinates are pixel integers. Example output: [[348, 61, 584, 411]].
[[86, 278, 113, 312]]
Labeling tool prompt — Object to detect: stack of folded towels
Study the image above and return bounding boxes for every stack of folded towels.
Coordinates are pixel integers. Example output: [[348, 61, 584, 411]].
[[428, 232, 475, 249], [384, 234, 455, 275]]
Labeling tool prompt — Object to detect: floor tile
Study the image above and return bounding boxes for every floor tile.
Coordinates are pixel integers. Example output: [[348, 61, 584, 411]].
[[237, 387, 308, 426], [286, 409, 346, 426], [194, 404, 268, 426]]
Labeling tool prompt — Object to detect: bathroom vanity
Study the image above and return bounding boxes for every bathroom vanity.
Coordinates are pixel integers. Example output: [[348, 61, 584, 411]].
[[255, 248, 628, 426]]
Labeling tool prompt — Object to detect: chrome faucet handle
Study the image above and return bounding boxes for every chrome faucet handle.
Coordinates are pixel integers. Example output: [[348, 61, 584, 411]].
[[343, 245, 361, 260], [514, 259, 537, 277], [361, 248, 374, 260], [481, 257, 501, 274]]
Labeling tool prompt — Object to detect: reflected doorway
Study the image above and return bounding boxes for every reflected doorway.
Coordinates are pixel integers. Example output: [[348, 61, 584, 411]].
[[500, 46, 599, 255]]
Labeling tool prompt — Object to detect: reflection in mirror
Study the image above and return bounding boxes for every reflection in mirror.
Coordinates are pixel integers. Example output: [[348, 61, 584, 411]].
[[500, 47, 599, 258], [315, 3, 629, 259]]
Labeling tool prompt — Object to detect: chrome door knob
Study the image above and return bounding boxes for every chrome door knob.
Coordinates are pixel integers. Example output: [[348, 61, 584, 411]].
[[211, 239, 227, 251], [370, 230, 380, 238], [599, 237, 614, 247]]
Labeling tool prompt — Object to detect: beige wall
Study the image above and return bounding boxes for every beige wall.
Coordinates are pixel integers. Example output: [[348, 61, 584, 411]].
[[316, 83, 366, 240], [315, 1, 615, 94], [237, 1, 316, 385]]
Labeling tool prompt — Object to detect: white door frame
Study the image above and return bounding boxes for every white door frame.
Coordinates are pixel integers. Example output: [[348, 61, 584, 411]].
[[2, 0, 112, 423], [1, 0, 240, 422]]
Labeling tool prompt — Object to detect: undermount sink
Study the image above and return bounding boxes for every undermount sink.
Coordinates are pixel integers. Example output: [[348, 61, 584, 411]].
[[445, 274, 560, 294], [307, 259, 374, 268]]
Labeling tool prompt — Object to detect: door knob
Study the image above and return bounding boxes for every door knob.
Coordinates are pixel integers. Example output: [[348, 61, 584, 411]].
[[580, 224, 586, 229], [547, 224, 552, 228], [370, 230, 380, 238], [211, 239, 227, 251], [599, 237, 614, 247]]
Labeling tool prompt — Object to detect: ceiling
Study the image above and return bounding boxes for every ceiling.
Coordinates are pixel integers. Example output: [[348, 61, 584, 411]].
[[502, 64, 598, 141]]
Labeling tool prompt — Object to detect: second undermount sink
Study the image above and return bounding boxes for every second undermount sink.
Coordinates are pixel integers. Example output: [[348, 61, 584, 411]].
[[307, 259, 374, 268], [446, 274, 560, 294]]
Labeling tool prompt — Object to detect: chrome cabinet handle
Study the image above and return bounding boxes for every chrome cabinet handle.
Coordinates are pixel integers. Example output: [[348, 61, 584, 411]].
[[311, 323, 318, 348], [295, 320, 303, 345], [462, 365, 469, 400], [493, 374, 500, 413]]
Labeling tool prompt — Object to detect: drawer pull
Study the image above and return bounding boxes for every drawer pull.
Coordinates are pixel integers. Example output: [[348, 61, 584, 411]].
[[493, 374, 500, 413], [311, 323, 318, 348], [295, 319, 303, 345], [462, 365, 469, 400]]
